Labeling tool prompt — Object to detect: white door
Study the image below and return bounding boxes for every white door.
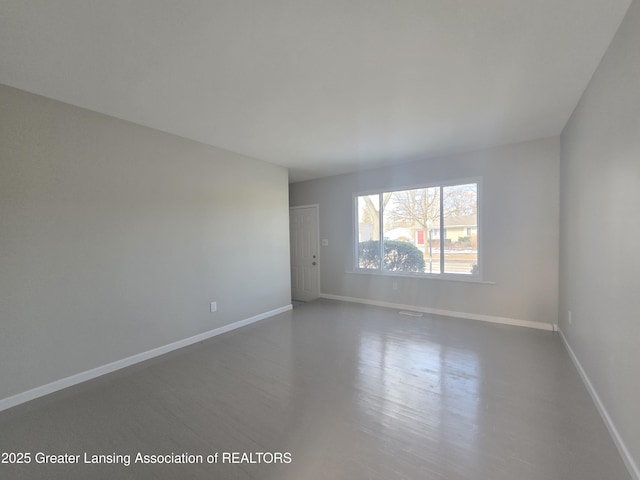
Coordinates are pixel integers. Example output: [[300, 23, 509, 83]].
[[290, 206, 319, 302]]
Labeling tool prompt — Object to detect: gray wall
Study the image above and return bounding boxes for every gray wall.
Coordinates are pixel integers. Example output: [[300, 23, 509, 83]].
[[559, 0, 640, 470], [290, 137, 560, 326], [0, 84, 291, 401]]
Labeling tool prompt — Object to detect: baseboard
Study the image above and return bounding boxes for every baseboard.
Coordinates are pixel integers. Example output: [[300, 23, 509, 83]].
[[319, 293, 555, 331], [0, 304, 293, 413], [559, 328, 639, 480]]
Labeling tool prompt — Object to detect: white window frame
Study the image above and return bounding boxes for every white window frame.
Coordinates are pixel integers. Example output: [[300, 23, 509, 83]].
[[353, 178, 482, 280]]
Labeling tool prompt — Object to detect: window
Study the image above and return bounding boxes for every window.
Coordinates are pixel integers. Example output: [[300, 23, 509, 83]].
[[355, 181, 479, 276]]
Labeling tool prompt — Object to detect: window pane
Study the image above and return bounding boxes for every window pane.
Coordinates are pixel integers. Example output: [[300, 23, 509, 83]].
[[442, 184, 478, 275], [357, 194, 381, 269], [382, 188, 439, 273]]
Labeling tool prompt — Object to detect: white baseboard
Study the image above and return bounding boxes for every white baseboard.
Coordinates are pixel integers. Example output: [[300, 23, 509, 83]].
[[559, 329, 639, 480], [319, 293, 556, 331], [0, 304, 292, 413]]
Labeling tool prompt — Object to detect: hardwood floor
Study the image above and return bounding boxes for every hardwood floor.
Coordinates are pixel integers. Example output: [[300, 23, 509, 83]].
[[0, 299, 631, 479]]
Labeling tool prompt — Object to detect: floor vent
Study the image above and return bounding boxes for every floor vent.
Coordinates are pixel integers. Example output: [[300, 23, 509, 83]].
[[398, 310, 423, 317]]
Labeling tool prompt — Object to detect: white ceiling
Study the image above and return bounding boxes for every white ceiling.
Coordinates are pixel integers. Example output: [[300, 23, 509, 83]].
[[0, 0, 631, 182]]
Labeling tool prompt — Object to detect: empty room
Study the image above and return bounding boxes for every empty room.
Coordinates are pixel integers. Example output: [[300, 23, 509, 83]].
[[1, 1, 638, 479]]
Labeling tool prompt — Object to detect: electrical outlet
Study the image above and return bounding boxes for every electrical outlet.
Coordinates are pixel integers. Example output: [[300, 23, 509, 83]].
[[568, 310, 572, 325], [210, 302, 217, 313], [392, 281, 398, 291]]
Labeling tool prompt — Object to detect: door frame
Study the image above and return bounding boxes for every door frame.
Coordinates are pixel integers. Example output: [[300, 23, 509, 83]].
[[289, 204, 321, 301]]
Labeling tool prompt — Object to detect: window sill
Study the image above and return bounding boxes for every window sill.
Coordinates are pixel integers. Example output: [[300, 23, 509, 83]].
[[346, 270, 496, 285]]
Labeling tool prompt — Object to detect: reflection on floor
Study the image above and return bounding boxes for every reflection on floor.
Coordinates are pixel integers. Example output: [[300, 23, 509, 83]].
[[0, 299, 631, 479]]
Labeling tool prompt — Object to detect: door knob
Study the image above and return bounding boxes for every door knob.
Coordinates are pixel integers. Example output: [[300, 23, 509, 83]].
[[312, 262, 317, 265]]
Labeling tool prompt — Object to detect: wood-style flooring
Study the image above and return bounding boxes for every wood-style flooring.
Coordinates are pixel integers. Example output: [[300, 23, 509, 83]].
[[0, 299, 631, 479]]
